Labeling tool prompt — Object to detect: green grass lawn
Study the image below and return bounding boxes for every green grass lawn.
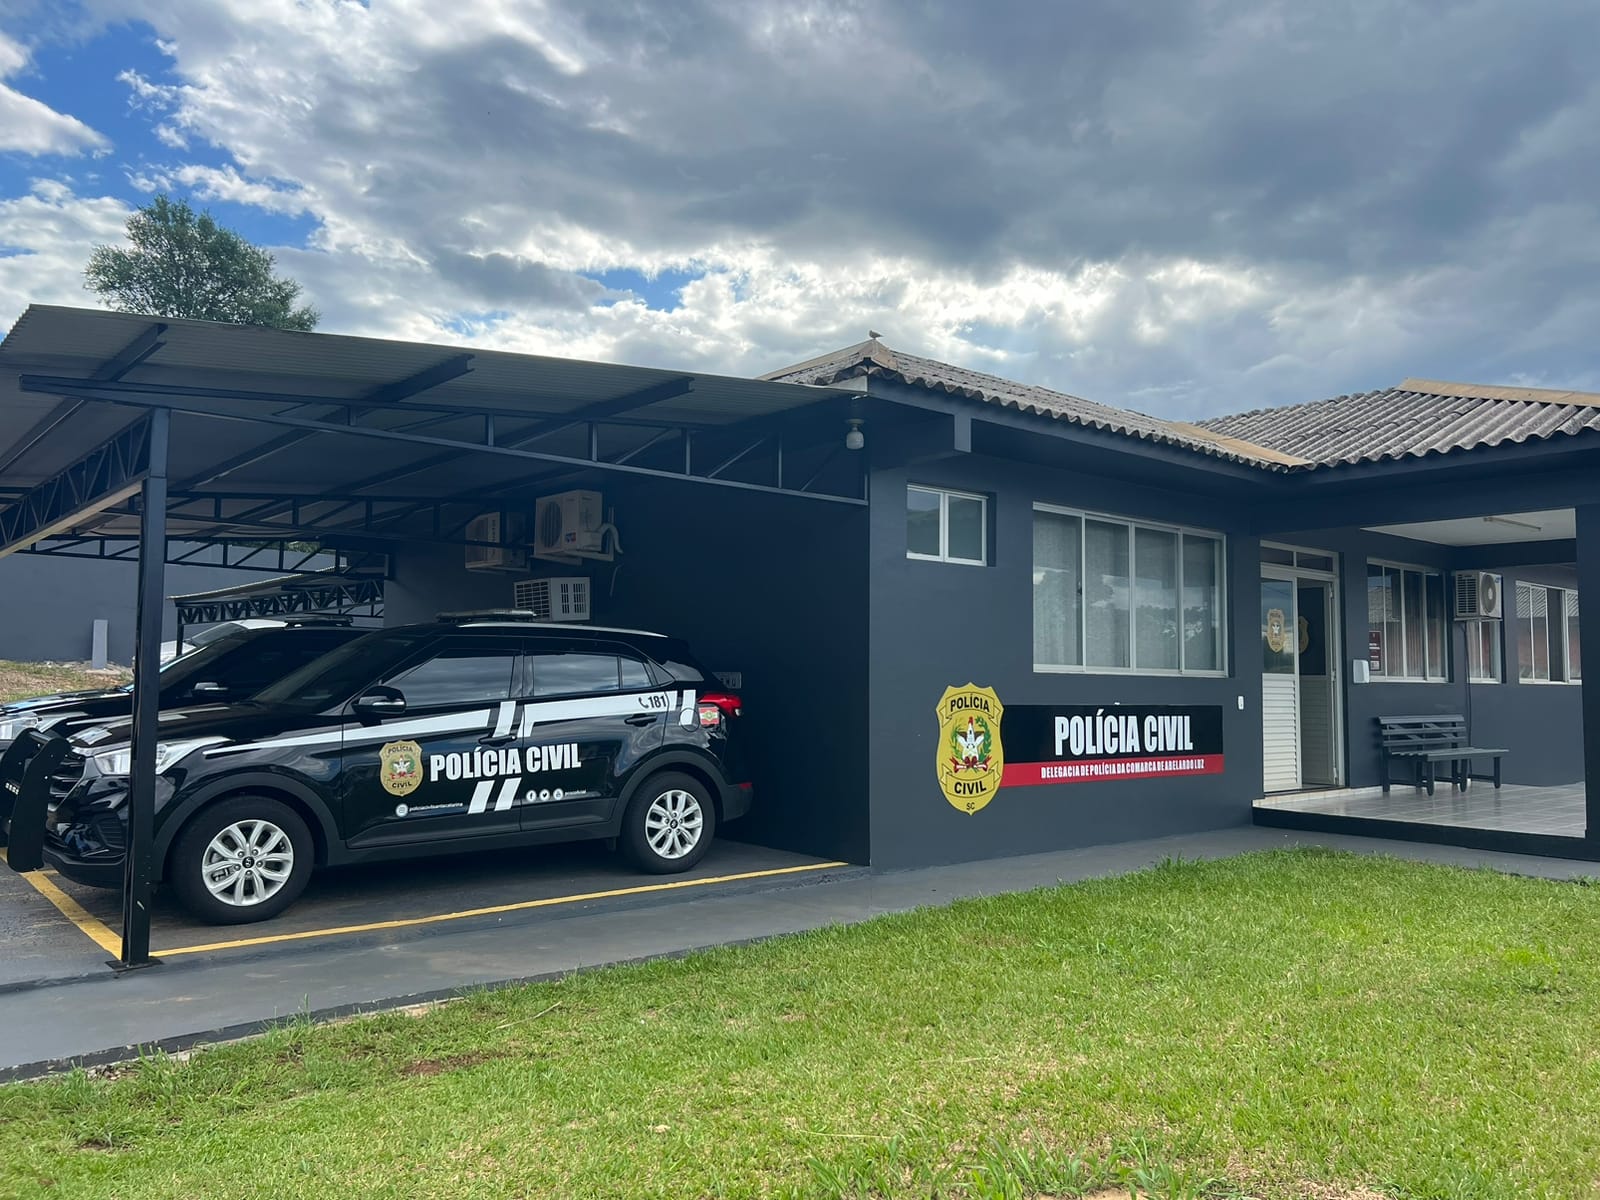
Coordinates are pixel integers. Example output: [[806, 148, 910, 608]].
[[0, 660, 129, 704], [4, 849, 1600, 1199]]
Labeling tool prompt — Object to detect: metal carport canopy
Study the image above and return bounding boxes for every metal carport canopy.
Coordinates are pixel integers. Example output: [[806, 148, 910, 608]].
[[0, 304, 863, 971], [0, 305, 866, 556]]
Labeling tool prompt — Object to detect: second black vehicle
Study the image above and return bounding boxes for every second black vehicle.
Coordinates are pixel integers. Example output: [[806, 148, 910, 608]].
[[5, 617, 751, 924], [0, 618, 365, 754]]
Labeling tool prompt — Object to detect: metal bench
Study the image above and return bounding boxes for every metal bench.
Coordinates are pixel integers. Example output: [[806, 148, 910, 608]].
[[1378, 714, 1508, 797]]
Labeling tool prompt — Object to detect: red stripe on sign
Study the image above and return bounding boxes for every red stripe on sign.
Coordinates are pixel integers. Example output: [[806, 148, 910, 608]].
[[1001, 754, 1225, 787]]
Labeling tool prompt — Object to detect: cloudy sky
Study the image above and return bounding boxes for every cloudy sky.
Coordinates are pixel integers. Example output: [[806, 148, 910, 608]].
[[0, 0, 1597, 420]]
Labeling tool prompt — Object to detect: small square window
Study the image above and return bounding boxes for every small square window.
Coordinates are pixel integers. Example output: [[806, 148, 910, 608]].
[[906, 486, 987, 565]]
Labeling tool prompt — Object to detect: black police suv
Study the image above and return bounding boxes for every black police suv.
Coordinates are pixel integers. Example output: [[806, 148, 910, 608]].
[[0, 619, 365, 754], [7, 617, 750, 924]]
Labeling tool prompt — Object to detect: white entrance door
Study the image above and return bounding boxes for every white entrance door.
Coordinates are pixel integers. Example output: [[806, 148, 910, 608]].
[[1261, 575, 1301, 792]]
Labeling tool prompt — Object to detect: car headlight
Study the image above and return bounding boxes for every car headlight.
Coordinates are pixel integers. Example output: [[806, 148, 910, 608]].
[[0, 712, 40, 741], [91, 737, 227, 777]]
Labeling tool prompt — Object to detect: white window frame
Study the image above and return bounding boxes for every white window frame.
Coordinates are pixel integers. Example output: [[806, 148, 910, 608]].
[[1031, 503, 1227, 678], [1463, 619, 1503, 684], [1516, 581, 1581, 685], [1366, 560, 1449, 682], [1568, 589, 1582, 684], [906, 485, 987, 566]]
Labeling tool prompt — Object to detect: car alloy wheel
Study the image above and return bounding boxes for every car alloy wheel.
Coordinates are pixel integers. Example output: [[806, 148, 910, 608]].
[[201, 818, 295, 907], [621, 771, 716, 874], [169, 795, 313, 924], [644, 788, 704, 860]]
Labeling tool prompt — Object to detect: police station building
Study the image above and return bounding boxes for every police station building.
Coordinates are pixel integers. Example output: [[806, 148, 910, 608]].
[[765, 341, 1600, 866], [2, 307, 1598, 876]]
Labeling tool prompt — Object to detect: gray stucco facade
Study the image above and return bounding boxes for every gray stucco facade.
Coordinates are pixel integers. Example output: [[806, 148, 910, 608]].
[[863, 449, 1264, 868]]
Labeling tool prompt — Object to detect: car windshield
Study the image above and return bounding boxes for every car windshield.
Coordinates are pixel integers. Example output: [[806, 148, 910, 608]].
[[119, 635, 251, 693], [252, 629, 433, 712]]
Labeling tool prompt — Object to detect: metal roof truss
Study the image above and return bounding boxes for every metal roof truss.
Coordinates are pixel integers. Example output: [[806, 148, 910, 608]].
[[9, 373, 865, 560], [174, 576, 383, 627], [0, 415, 152, 555]]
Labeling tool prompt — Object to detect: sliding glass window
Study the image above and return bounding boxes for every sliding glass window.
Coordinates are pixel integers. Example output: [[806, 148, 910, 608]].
[[1464, 620, 1503, 682], [1034, 506, 1224, 675], [1517, 582, 1580, 683], [1366, 562, 1448, 680]]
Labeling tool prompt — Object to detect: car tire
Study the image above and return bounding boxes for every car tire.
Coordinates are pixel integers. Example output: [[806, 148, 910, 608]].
[[168, 795, 313, 925], [620, 772, 716, 874]]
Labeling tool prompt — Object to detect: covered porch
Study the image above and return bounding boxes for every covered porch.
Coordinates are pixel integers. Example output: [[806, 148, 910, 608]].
[[1249, 489, 1598, 858], [1192, 375, 1600, 861]]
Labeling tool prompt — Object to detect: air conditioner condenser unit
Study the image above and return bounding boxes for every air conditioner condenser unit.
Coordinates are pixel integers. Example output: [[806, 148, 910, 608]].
[[513, 577, 591, 622], [533, 490, 618, 561], [1454, 570, 1503, 620], [464, 512, 527, 572]]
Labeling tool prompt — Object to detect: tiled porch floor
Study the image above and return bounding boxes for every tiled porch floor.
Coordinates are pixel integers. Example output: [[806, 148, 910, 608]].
[[1256, 782, 1586, 838]]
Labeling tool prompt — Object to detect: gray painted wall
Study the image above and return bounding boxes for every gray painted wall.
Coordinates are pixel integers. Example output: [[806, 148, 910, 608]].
[[0, 545, 271, 664], [866, 453, 1262, 869], [602, 481, 869, 862], [369, 455, 1595, 867], [385, 544, 512, 625], [382, 479, 871, 863]]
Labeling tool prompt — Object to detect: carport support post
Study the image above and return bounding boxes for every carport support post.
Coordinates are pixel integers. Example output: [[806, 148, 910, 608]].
[[119, 408, 169, 970], [1579, 504, 1600, 850]]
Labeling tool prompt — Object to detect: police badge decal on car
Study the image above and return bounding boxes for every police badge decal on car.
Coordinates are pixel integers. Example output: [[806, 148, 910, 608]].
[[379, 739, 424, 798]]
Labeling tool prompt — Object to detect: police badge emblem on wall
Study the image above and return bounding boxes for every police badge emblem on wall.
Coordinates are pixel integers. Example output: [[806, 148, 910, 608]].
[[935, 684, 1005, 814], [379, 740, 424, 797]]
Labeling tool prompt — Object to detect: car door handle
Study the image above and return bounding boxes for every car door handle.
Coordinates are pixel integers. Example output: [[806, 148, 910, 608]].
[[479, 733, 518, 747], [625, 713, 660, 726]]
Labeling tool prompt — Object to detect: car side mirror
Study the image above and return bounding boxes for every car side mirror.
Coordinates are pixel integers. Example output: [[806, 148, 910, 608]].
[[191, 681, 229, 700], [352, 687, 406, 721]]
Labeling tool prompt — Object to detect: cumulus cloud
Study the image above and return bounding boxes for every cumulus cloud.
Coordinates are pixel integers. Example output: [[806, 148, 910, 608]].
[[18, 0, 1600, 414], [0, 31, 107, 155], [167, 164, 310, 216], [0, 182, 129, 325]]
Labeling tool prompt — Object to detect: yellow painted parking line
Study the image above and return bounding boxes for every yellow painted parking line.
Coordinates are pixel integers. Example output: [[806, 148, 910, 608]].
[[157, 860, 852, 958], [21, 869, 122, 957]]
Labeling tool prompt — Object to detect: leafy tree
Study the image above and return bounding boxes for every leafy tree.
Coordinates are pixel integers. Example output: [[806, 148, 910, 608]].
[[84, 194, 318, 330]]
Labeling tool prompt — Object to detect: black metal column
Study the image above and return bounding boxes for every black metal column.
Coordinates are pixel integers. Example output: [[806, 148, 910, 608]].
[[120, 408, 169, 968], [1578, 504, 1600, 849]]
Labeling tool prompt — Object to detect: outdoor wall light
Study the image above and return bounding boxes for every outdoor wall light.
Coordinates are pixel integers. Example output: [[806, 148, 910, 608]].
[[844, 418, 865, 451]]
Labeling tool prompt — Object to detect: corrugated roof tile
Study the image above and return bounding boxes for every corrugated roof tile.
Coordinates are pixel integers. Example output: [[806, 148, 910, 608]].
[[767, 342, 1600, 471], [1196, 383, 1600, 467], [764, 339, 1305, 469]]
